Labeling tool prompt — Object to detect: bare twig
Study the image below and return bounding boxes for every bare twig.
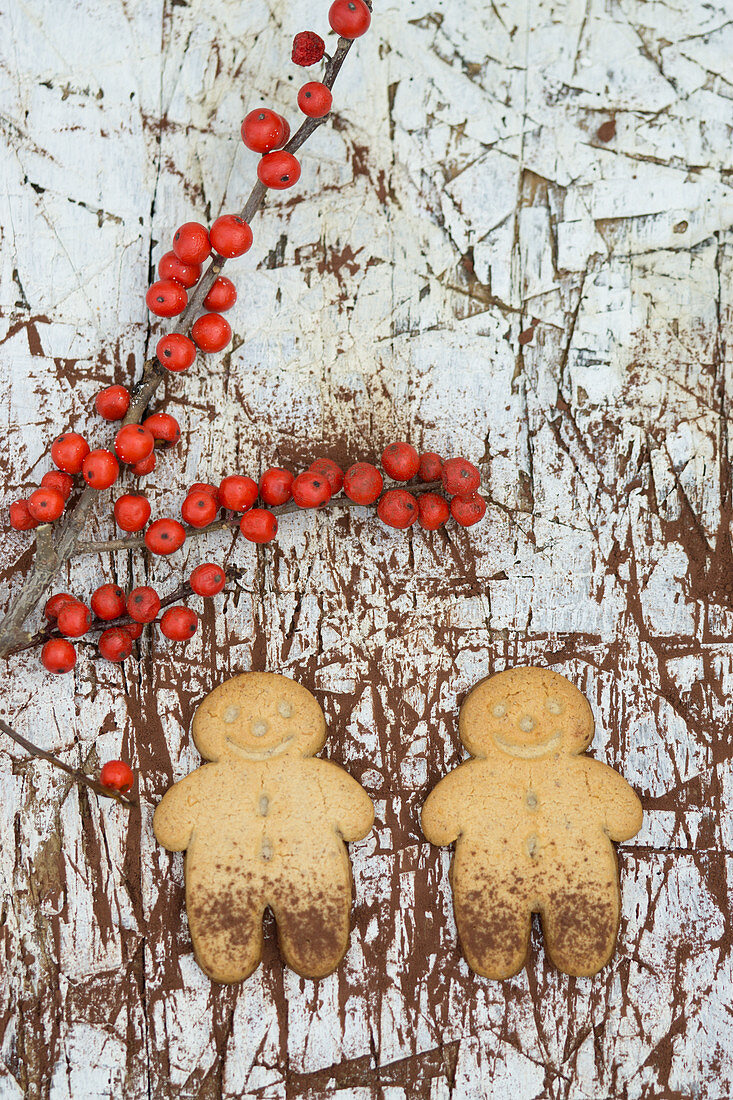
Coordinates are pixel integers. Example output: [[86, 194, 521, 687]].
[[0, 719, 137, 809], [0, 31, 364, 659]]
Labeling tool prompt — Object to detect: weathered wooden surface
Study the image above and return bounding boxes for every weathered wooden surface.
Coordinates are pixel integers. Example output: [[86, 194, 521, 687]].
[[1, 0, 732, 1096]]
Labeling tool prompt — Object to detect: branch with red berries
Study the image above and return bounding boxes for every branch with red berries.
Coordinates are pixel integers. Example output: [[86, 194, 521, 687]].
[[1, 0, 486, 807], [0, 0, 373, 662]]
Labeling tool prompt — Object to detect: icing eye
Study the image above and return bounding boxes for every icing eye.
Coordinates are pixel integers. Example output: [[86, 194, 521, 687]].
[[492, 703, 507, 717], [546, 698, 563, 715], [278, 701, 292, 718], [223, 705, 240, 724], [518, 715, 534, 732], [252, 720, 268, 737]]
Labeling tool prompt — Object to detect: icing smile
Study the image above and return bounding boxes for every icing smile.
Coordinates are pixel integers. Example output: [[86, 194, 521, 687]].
[[226, 735, 295, 761], [492, 731, 561, 759]]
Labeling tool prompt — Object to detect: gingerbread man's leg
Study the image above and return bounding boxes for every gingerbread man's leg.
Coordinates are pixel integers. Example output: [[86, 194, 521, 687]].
[[270, 864, 353, 979], [540, 877, 620, 976], [186, 873, 266, 983], [453, 866, 532, 980]]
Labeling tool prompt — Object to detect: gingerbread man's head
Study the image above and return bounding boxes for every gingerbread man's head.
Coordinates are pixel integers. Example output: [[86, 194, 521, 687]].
[[191, 671, 326, 762], [459, 666, 594, 759]]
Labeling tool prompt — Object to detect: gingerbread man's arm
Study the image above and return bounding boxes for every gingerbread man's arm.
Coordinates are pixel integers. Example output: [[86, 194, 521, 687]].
[[421, 764, 472, 847], [584, 759, 643, 842], [315, 761, 374, 841], [153, 768, 209, 852]]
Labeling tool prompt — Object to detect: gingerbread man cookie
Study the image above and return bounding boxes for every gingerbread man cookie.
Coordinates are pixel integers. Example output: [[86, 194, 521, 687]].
[[421, 667, 643, 979], [154, 672, 374, 983]]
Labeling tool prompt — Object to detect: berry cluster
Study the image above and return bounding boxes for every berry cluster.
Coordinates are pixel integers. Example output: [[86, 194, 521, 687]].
[[36, 443, 483, 677], [140, 0, 372, 378], [40, 561, 228, 673], [9, 400, 180, 530]]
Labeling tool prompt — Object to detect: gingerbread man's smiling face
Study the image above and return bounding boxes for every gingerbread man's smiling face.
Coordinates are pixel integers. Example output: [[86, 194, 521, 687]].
[[192, 672, 326, 762], [459, 667, 594, 760]]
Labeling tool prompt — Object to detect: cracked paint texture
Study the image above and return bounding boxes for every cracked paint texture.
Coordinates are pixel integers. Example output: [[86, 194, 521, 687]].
[[0, 0, 732, 1097]]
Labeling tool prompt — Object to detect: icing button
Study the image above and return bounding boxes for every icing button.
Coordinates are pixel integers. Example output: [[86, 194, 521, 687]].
[[278, 700, 292, 718], [492, 703, 507, 717], [223, 705, 240, 723], [526, 791, 538, 809], [526, 834, 539, 858], [519, 715, 534, 732], [259, 794, 270, 816], [252, 720, 268, 737]]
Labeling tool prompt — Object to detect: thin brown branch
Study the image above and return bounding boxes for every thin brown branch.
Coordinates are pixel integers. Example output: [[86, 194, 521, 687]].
[[0, 719, 137, 809], [0, 32, 363, 659]]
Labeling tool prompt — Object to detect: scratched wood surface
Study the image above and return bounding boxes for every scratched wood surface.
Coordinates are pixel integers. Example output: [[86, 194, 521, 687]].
[[1, 0, 732, 1096]]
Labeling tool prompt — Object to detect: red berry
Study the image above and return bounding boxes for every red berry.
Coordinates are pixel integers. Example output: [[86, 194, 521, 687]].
[[143, 412, 180, 447], [181, 489, 219, 528], [57, 601, 92, 638], [189, 482, 220, 502], [450, 492, 487, 527], [125, 621, 144, 640], [132, 453, 156, 476], [41, 471, 74, 500], [10, 500, 40, 531], [298, 82, 333, 118], [418, 452, 443, 482], [114, 494, 151, 532], [377, 489, 418, 529], [190, 563, 227, 597], [343, 462, 383, 504], [91, 584, 126, 621], [191, 313, 231, 353], [292, 30, 326, 66], [27, 487, 65, 522], [157, 333, 197, 372], [240, 508, 278, 543], [41, 638, 76, 674], [9, 500, 39, 530], [160, 606, 199, 641], [158, 250, 201, 289], [309, 458, 343, 494], [100, 759, 134, 792], [219, 475, 258, 512], [172, 222, 211, 265], [98, 628, 133, 663], [115, 425, 155, 465], [127, 586, 161, 623], [95, 385, 131, 421], [209, 216, 253, 259], [203, 276, 237, 312], [441, 457, 481, 497], [259, 467, 293, 506], [329, 0, 371, 38], [417, 492, 450, 531], [52, 433, 89, 474], [44, 593, 76, 621], [292, 471, 331, 508], [82, 450, 119, 490], [146, 278, 187, 318], [382, 441, 419, 482], [241, 109, 288, 153], [144, 518, 186, 555], [257, 151, 301, 190]]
